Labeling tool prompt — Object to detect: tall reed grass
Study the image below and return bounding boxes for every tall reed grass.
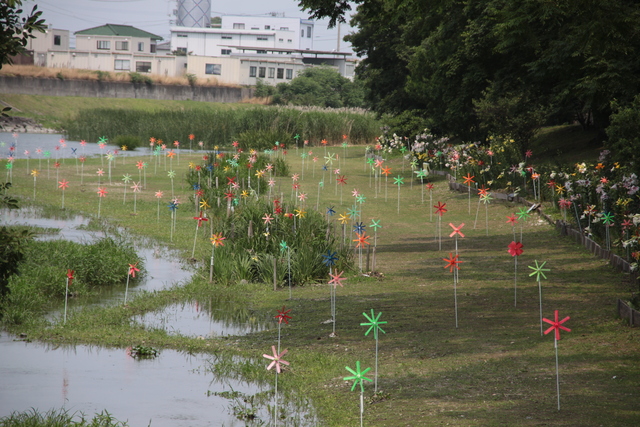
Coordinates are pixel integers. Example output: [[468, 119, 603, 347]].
[[63, 106, 380, 147]]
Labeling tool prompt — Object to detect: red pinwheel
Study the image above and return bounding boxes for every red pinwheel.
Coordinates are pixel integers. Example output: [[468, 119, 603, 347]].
[[506, 215, 518, 225], [193, 211, 208, 227], [426, 183, 434, 191], [434, 201, 447, 216], [448, 223, 465, 238], [224, 191, 234, 201], [508, 241, 523, 257], [443, 253, 463, 272], [66, 269, 74, 286], [477, 185, 489, 197], [275, 306, 292, 324], [128, 262, 140, 278], [337, 175, 347, 185], [543, 310, 571, 341]]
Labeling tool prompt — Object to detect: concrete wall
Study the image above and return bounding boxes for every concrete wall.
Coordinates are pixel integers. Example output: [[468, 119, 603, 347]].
[[0, 75, 253, 103]]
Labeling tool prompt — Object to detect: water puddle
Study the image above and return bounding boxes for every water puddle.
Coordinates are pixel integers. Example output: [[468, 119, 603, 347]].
[[0, 332, 268, 426], [134, 300, 272, 338]]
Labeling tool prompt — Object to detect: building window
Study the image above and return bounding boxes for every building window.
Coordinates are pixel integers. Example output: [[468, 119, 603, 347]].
[[280, 27, 289, 31], [251, 27, 259, 30], [256, 50, 267, 54], [114, 59, 130, 70], [233, 23, 245, 29], [221, 35, 232, 40], [249, 66, 257, 77], [221, 49, 231, 55], [277, 68, 284, 79], [177, 34, 188, 38], [301, 30, 304, 37], [136, 61, 152, 73], [257, 36, 268, 41], [97, 40, 110, 50], [150, 44, 156, 53], [205, 63, 221, 75], [115, 41, 129, 51], [54, 35, 61, 46], [278, 38, 283, 42], [307, 27, 312, 38], [264, 25, 270, 30], [176, 47, 187, 54], [287, 39, 292, 43], [268, 67, 275, 78], [138, 42, 144, 52], [258, 67, 266, 78], [286, 69, 293, 79]]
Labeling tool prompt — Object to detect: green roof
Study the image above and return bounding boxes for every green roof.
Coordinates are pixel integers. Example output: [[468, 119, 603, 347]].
[[75, 24, 163, 41]]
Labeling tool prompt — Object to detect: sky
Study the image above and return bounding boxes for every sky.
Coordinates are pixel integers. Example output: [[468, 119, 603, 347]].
[[27, 0, 356, 53]]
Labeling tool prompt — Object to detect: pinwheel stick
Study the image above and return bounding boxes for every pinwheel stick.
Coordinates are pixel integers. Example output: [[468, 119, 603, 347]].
[[63, 277, 70, 324]]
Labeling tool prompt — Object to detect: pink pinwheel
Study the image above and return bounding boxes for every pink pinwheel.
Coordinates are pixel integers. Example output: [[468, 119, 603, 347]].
[[298, 192, 307, 202], [351, 188, 359, 197], [155, 190, 163, 222], [449, 223, 465, 238], [507, 241, 523, 257], [291, 173, 299, 182], [262, 213, 273, 225], [128, 262, 140, 278], [543, 310, 571, 341], [329, 270, 346, 288], [263, 345, 289, 373]]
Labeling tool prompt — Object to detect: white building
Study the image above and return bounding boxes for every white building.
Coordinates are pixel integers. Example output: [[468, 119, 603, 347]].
[[170, 14, 353, 85]]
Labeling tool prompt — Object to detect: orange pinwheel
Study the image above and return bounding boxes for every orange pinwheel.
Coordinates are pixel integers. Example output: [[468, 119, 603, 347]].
[[353, 232, 371, 248], [381, 166, 391, 176], [210, 233, 226, 247], [463, 173, 475, 185], [477, 185, 490, 197], [443, 253, 463, 272]]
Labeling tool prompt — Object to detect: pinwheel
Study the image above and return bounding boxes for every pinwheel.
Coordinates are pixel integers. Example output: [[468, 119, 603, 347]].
[[120, 174, 132, 204], [123, 262, 140, 305], [463, 173, 475, 214], [96, 187, 108, 218], [189, 211, 209, 258], [344, 361, 373, 426], [394, 175, 404, 214], [326, 205, 336, 218], [30, 169, 39, 199], [264, 345, 289, 426], [508, 241, 524, 307], [529, 260, 550, 335], [153, 190, 163, 223], [449, 222, 464, 255], [97, 136, 108, 166], [209, 232, 226, 282], [361, 309, 387, 392], [167, 170, 176, 198], [167, 199, 179, 241], [381, 166, 391, 202], [543, 310, 571, 410], [131, 182, 141, 214], [58, 179, 69, 209], [370, 219, 382, 270], [443, 253, 463, 328], [63, 269, 74, 324], [336, 174, 347, 202], [96, 168, 104, 186], [602, 212, 614, 250], [434, 202, 447, 251]]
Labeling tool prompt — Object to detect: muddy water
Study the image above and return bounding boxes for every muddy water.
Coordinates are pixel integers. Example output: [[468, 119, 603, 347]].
[[0, 208, 283, 425], [0, 333, 266, 426]]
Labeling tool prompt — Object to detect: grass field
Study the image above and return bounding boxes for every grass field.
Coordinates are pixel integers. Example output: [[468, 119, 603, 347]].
[[2, 140, 639, 426]]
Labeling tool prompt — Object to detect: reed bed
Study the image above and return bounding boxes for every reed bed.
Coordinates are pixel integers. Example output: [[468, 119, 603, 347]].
[[63, 107, 381, 147]]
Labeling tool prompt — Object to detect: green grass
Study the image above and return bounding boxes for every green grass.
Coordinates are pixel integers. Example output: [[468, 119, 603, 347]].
[[1, 143, 639, 426]]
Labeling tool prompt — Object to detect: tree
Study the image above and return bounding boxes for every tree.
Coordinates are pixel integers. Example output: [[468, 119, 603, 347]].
[[0, 0, 46, 69], [272, 66, 364, 108], [299, 0, 640, 141]]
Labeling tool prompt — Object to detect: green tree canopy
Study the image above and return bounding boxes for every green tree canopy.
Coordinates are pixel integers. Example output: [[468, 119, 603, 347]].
[[0, 0, 46, 69]]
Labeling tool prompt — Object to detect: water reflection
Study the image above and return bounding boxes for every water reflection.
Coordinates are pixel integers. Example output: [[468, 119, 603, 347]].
[[135, 299, 272, 338], [0, 132, 148, 160], [0, 332, 267, 426]]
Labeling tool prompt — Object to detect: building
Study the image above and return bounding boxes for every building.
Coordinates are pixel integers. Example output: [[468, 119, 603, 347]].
[[170, 14, 353, 85]]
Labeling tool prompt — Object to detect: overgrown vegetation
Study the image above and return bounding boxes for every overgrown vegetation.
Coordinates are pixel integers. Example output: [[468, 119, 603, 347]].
[[0, 408, 129, 427], [63, 106, 379, 147]]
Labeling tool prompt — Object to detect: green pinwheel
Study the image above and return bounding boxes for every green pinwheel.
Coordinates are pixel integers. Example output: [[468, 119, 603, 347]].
[[516, 207, 531, 221], [361, 309, 386, 339], [279, 240, 288, 253], [529, 260, 550, 336], [344, 361, 373, 392], [393, 175, 404, 186], [602, 211, 614, 225], [528, 260, 550, 280]]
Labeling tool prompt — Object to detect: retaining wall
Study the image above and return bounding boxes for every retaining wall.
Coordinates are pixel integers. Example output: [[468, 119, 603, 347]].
[[0, 75, 252, 103]]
